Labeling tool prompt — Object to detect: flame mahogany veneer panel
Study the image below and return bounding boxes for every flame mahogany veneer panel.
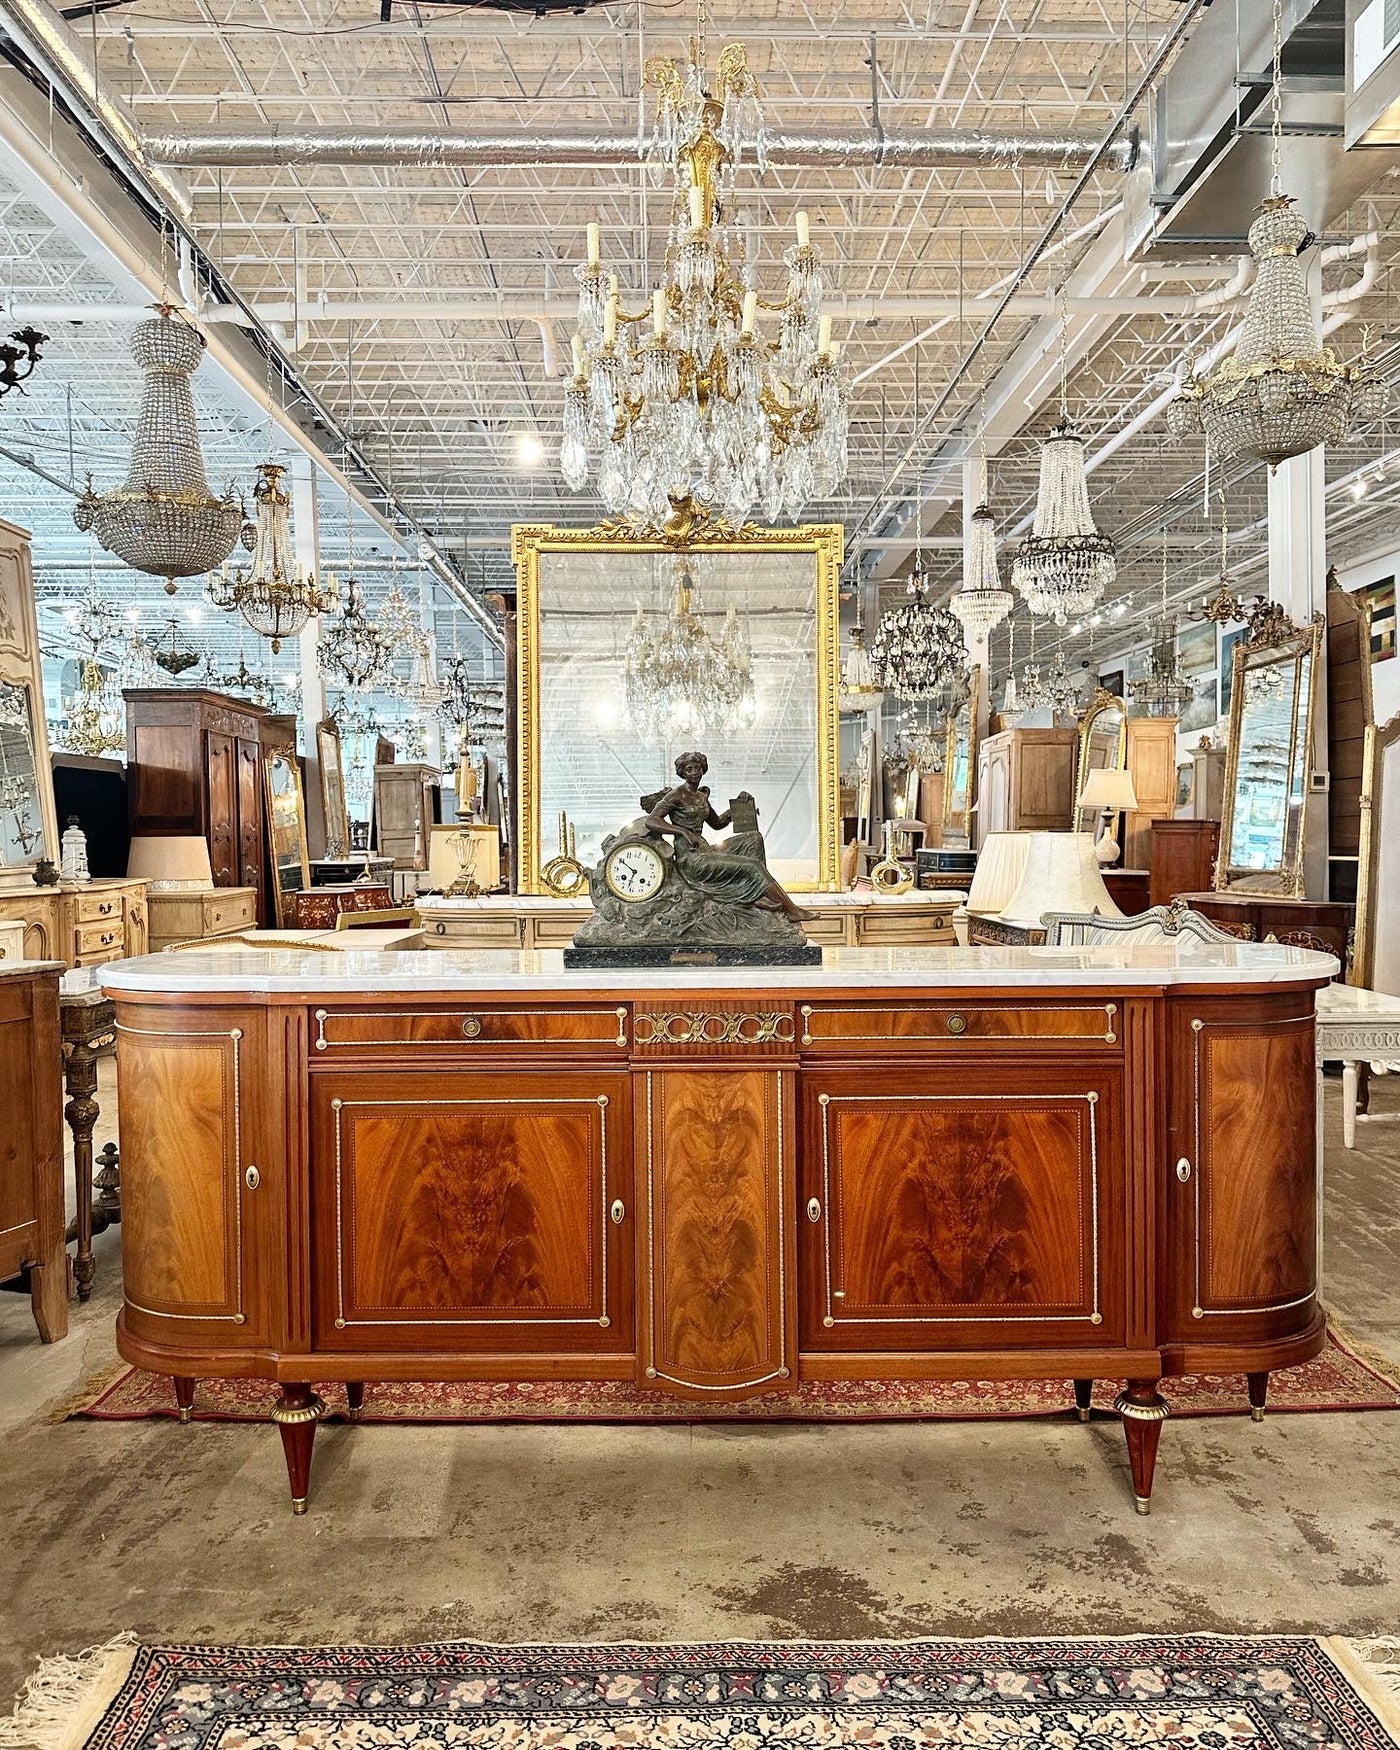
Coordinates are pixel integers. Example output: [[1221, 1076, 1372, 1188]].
[[310, 1069, 633, 1353]]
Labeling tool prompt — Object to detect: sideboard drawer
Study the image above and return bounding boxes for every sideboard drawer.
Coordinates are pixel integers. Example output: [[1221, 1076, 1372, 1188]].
[[73, 890, 123, 924], [426, 917, 523, 947], [204, 890, 256, 934], [799, 1001, 1120, 1050], [75, 920, 126, 957], [311, 1003, 630, 1055]]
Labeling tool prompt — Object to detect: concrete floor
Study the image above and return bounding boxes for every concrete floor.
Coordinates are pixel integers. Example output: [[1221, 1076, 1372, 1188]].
[[1, 1065, 1398, 1705]]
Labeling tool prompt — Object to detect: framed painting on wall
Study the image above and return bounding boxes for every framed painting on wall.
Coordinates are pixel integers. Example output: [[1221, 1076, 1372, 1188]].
[[1176, 620, 1219, 734], [1357, 575, 1396, 663]]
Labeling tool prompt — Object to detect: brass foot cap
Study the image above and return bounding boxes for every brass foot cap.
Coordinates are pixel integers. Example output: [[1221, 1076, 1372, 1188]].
[[1077, 1407, 1091, 1424], [1134, 1496, 1151, 1516], [291, 1498, 308, 1515], [178, 1407, 192, 1425], [1251, 1406, 1265, 1423]]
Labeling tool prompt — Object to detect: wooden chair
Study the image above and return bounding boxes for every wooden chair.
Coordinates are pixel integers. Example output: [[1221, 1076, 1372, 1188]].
[[1041, 903, 1238, 948]]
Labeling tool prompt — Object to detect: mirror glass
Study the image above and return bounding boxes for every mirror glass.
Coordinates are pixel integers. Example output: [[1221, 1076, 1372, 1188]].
[[941, 668, 981, 842], [1074, 695, 1126, 831], [534, 545, 825, 889], [1358, 722, 1400, 993], [263, 752, 310, 926], [1221, 640, 1312, 885], [0, 680, 44, 869], [316, 721, 350, 859]]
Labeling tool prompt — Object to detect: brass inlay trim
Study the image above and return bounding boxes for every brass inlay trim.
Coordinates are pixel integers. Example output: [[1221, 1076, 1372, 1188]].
[[817, 1090, 1102, 1327], [635, 1010, 794, 1048], [116, 1021, 246, 1326], [313, 1005, 630, 1051], [799, 1003, 1117, 1047], [332, 1094, 612, 1328], [1190, 1011, 1316, 1319]]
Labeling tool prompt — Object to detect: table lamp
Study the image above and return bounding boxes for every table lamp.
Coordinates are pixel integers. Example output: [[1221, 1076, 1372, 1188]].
[[126, 835, 214, 892], [1077, 768, 1139, 866]]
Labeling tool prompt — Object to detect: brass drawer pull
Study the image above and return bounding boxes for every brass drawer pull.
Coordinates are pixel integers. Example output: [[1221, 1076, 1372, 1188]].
[[244, 1164, 261, 1190], [461, 1015, 483, 1038], [1175, 1157, 1192, 1183], [806, 1197, 822, 1223], [610, 1199, 626, 1225], [435, 922, 447, 936], [945, 1012, 968, 1035]]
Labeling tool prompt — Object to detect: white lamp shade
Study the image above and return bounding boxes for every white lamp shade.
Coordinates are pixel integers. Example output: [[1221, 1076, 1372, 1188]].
[[1002, 831, 1123, 925], [1078, 767, 1139, 812], [126, 835, 214, 890], [966, 831, 1035, 915]]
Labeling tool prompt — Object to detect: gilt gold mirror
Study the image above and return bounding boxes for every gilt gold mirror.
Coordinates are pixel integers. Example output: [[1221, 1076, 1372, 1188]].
[[315, 717, 350, 860], [941, 666, 982, 843], [263, 751, 311, 927], [1216, 612, 1322, 897], [1354, 712, 1400, 991], [513, 519, 843, 894], [1072, 689, 1127, 831]]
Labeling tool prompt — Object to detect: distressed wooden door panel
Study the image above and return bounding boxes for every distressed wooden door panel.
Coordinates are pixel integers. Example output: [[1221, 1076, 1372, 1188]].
[[310, 1068, 632, 1353], [800, 1069, 1124, 1349], [638, 1067, 796, 1399]]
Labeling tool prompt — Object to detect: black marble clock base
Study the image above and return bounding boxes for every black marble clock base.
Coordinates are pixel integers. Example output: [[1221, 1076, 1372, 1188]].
[[564, 942, 824, 969]]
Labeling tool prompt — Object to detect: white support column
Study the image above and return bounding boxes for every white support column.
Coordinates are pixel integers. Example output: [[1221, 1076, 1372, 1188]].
[[1266, 441, 1329, 898], [417, 568, 443, 773], [962, 452, 992, 847], [289, 454, 327, 856]]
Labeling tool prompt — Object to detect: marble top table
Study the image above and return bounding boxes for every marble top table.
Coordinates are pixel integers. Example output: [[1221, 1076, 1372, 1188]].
[[1315, 982, 1400, 1148]]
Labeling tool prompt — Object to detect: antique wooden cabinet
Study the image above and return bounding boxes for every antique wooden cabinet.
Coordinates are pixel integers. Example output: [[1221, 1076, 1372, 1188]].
[[146, 886, 258, 953], [0, 880, 147, 966], [125, 689, 268, 920], [1150, 820, 1220, 909], [0, 960, 66, 1341], [373, 763, 440, 868], [1122, 716, 1179, 869], [105, 941, 1333, 1519], [976, 727, 1078, 837], [1173, 891, 1352, 970]]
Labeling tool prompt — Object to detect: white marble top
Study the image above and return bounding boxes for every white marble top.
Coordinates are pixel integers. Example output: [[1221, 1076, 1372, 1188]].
[[1315, 981, 1400, 1020], [415, 888, 965, 913], [99, 938, 1339, 996]]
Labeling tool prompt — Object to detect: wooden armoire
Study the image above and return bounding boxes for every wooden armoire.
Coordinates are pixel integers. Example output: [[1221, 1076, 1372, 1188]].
[[125, 689, 269, 922]]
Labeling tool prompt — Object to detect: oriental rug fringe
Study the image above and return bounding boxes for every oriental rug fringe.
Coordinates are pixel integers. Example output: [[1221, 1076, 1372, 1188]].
[[2, 1635, 1399, 1750], [67, 1325, 1400, 1425]]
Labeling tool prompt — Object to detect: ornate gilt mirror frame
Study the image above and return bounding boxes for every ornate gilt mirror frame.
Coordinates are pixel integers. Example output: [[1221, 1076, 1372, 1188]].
[[1353, 711, 1400, 991], [1214, 604, 1323, 898], [0, 518, 58, 889], [1071, 687, 1128, 830], [262, 751, 311, 927], [941, 665, 983, 841], [315, 716, 351, 860], [513, 516, 844, 895]]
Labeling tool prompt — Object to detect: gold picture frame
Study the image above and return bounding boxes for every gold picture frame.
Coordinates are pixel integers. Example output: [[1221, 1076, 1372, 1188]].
[[1215, 613, 1322, 898], [512, 517, 844, 895], [263, 751, 311, 927], [315, 716, 351, 860], [1072, 688, 1128, 830]]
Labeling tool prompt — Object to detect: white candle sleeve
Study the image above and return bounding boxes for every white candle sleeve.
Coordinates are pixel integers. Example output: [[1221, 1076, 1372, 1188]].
[[652, 289, 668, 337], [818, 315, 833, 354], [742, 289, 758, 335], [586, 221, 600, 266], [688, 186, 705, 230], [795, 210, 810, 248]]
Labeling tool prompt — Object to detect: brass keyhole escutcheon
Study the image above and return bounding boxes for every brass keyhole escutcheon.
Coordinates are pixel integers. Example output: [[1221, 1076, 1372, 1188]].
[[946, 1012, 968, 1034], [1175, 1157, 1192, 1183], [610, 1199, 626, 1225], [461, 1015, 483, 1038], [244, 1164, 261, 1191], [806, 1197, 822, 1223]]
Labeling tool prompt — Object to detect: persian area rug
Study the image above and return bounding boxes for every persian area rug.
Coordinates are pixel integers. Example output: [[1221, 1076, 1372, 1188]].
[[69, 1325, 1400, 1424], [3, 1635, 1399, 1750]]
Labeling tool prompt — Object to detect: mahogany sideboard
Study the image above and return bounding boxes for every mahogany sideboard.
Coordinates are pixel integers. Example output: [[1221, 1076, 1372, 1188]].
[[102, 941, 1336, 1516]]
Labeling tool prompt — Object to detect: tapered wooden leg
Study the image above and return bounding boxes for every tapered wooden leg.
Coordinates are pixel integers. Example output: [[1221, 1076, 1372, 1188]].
[[271, 1384, 326, 1514], [28, 1244, 68, 1344], [173, 1376, 196, 1424], [1114, 1380, 1169, 1515], [1072, 1378, 1093, 1423], [1247, 1371, 1269, 1423], [346, 1381, 365, 1414]]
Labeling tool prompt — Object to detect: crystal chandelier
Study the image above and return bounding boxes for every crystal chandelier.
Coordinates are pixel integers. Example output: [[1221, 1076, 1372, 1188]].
[[1166, 0, 1385, 467], [321, 577, 390, 690], [1128, 538, 1193, 719], [60, 660, 124, 756], [221, 653, 275, 707], [950, 501, 1014, 647], [895, 706, 948, 771], [1039, 650, 1082, 717], [1011, 424, 1116, 626], [869, 554, 971, 706], [206, 462, 336, 652], [623, 554, 755, 740], [73, 309, 242, 595], [59, 564, 125, 657], [117, 627, 160, 690], [562, 18, 848, 527], [839, 592, 884, 713]]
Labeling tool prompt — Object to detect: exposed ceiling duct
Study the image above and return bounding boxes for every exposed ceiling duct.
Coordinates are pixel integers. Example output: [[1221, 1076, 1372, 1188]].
[[143, 124, 1139, 174]]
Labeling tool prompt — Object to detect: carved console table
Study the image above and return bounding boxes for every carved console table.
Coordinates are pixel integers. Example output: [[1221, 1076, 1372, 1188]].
[[1315, 981, 1400, 1150], [102, 941, 1336, 1517]]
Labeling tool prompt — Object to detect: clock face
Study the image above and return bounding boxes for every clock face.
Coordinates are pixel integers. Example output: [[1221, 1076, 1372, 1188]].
[[604, 841, 666, 902]]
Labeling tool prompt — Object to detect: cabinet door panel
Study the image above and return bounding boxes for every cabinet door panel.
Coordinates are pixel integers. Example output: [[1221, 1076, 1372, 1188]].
[[311, 1068, 632, 1353], [236, 738, 263, 895], [1165, 1000, 1317, 1340], [116, 1005, 280, 1346], [206, 732, 236, 885], [801, 1069, 1123, 1349]]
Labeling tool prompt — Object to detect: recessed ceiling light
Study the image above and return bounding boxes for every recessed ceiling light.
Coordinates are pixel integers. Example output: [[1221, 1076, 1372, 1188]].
[[516, 432, 545, 469]]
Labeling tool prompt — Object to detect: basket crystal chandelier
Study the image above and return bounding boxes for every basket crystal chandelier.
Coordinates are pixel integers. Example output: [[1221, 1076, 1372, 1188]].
[[73, 310, 242, 595], [950, 499, 1014, 646], [869, 554, 971, 710], [839, 593, 884, 714], [623, 554, 755, 740], [1166, 0, 1384, 467], [206, 463, 337, 653], [561, 15, 848, 526], [1011, 423, 1116, 626]]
